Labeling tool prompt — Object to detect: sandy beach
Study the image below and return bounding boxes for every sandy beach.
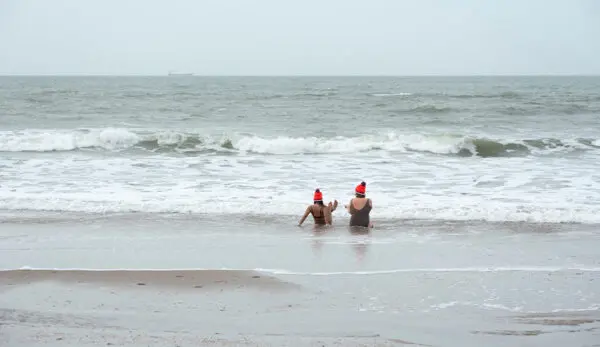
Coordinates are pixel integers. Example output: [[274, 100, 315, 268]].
[[1, 213, 599, 346], [2, 268, 598, 347], [0, 268, 422, 346]]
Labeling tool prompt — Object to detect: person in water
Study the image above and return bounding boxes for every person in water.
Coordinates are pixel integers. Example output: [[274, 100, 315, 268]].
[[345, 181, 373, 228], [298, 189, 338, 226]]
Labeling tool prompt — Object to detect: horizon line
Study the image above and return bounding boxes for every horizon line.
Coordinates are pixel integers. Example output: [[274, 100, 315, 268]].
[[1, 73, 599, 77]]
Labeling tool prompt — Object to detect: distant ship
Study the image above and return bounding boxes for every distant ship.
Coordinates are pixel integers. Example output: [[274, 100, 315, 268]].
[[168, 71, 194, 76]]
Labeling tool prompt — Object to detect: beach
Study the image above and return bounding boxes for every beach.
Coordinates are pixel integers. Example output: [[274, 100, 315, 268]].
[[1, 76, 599, 346], [2, 213, 599, 346]]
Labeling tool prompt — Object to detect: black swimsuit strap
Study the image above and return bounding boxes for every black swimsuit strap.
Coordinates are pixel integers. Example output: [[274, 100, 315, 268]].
[[313, 204, 324, 217]]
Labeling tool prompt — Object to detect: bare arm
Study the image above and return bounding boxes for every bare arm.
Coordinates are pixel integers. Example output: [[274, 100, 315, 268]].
[[325, 200, 338, 225], [298, 206, 311, 226], [330, 200, 338, 212], [345, 199, 354, 214], [325, 206, 333, 225]]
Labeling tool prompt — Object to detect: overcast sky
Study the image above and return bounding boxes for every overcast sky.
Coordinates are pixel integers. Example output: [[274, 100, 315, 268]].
[[1, 0, 599, 75]]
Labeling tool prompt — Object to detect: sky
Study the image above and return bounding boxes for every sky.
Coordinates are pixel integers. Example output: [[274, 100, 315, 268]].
[[1, 0, 599, 75]]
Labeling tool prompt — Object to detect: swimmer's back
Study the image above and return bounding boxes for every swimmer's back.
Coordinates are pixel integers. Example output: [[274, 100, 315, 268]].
[[349, 198, 372, 227], [311, 204, 327, 225]]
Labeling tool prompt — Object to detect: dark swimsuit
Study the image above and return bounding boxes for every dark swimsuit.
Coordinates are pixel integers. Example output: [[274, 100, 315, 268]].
[[349, 198, 371, 227], [311, 205, 326, 225]]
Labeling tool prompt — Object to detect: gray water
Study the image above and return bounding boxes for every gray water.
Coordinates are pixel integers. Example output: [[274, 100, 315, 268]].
[[1, 76, 599, 346], [1, 76, 599, 221]]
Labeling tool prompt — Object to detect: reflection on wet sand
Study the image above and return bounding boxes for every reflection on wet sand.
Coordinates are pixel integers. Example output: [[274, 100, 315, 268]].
[[472, 330, 546, 336], [473, 311, 600, 337], [349, 226, 371, 261], [307, 225, 372, 262], [309, 225, 331, 256], [515, 312, 600, 325], [310, 236, 324, 256]]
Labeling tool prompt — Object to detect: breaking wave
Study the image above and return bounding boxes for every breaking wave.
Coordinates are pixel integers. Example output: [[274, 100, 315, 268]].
[[0, 128, 597, 157], [2, 195, 600, 224]]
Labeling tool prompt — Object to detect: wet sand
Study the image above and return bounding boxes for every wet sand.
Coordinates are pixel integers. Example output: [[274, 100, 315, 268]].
[[2, 269, 599, 347], [0, 269, 299, 291], [0, 271, 427, 346], [1, 213, 599, 346]]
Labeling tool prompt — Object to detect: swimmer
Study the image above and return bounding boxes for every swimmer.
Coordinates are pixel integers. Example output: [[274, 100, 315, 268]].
[[298, 189, 338, 226], [345, 181, 373, 228]]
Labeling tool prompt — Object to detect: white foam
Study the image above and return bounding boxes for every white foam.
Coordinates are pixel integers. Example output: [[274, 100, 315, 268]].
[[226, 133, 597, 156], [95, 128, 140, 149], [2, 194, 599, 224], [1, 128, 595, 156], [2, 128, 600, 224], [550, 304, 600, 312], [254, 267, 600, 276], [431, 301, 524, 312], [2, 152, 600, 223], [431, 302, 600, 314], [6, 266, 600, 274], [0, 128, 140, 151], [232, 133, 404, 154], [154, 131, 189, 146]]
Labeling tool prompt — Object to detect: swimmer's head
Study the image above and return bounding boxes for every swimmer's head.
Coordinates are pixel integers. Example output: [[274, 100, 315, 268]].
[[355, 181, 366, 197]]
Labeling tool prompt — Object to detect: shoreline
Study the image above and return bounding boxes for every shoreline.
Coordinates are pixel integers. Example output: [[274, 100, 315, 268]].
[[0, 269, 300, 292]]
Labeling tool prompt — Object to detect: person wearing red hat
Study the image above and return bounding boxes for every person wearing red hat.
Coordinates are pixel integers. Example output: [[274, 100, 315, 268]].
[[345, 181, 373, 228], [298, 189, 338, 226]]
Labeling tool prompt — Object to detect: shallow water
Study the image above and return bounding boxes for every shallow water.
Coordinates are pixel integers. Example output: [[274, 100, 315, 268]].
[[2, 213, 598, 307]]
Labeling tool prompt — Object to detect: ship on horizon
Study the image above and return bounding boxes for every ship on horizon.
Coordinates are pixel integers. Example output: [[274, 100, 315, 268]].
[[168, 71, 194, 76]]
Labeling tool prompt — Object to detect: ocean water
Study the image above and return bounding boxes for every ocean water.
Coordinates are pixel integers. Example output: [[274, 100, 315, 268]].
[[1, 76, 599, 345], [1, 76, 600, 223]]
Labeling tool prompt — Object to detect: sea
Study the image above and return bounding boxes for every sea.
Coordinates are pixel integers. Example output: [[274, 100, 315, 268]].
[[1, 76, 599, 345]]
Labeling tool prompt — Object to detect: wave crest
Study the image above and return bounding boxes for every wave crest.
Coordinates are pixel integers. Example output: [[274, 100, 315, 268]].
[[0, 128, 597, 157]]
